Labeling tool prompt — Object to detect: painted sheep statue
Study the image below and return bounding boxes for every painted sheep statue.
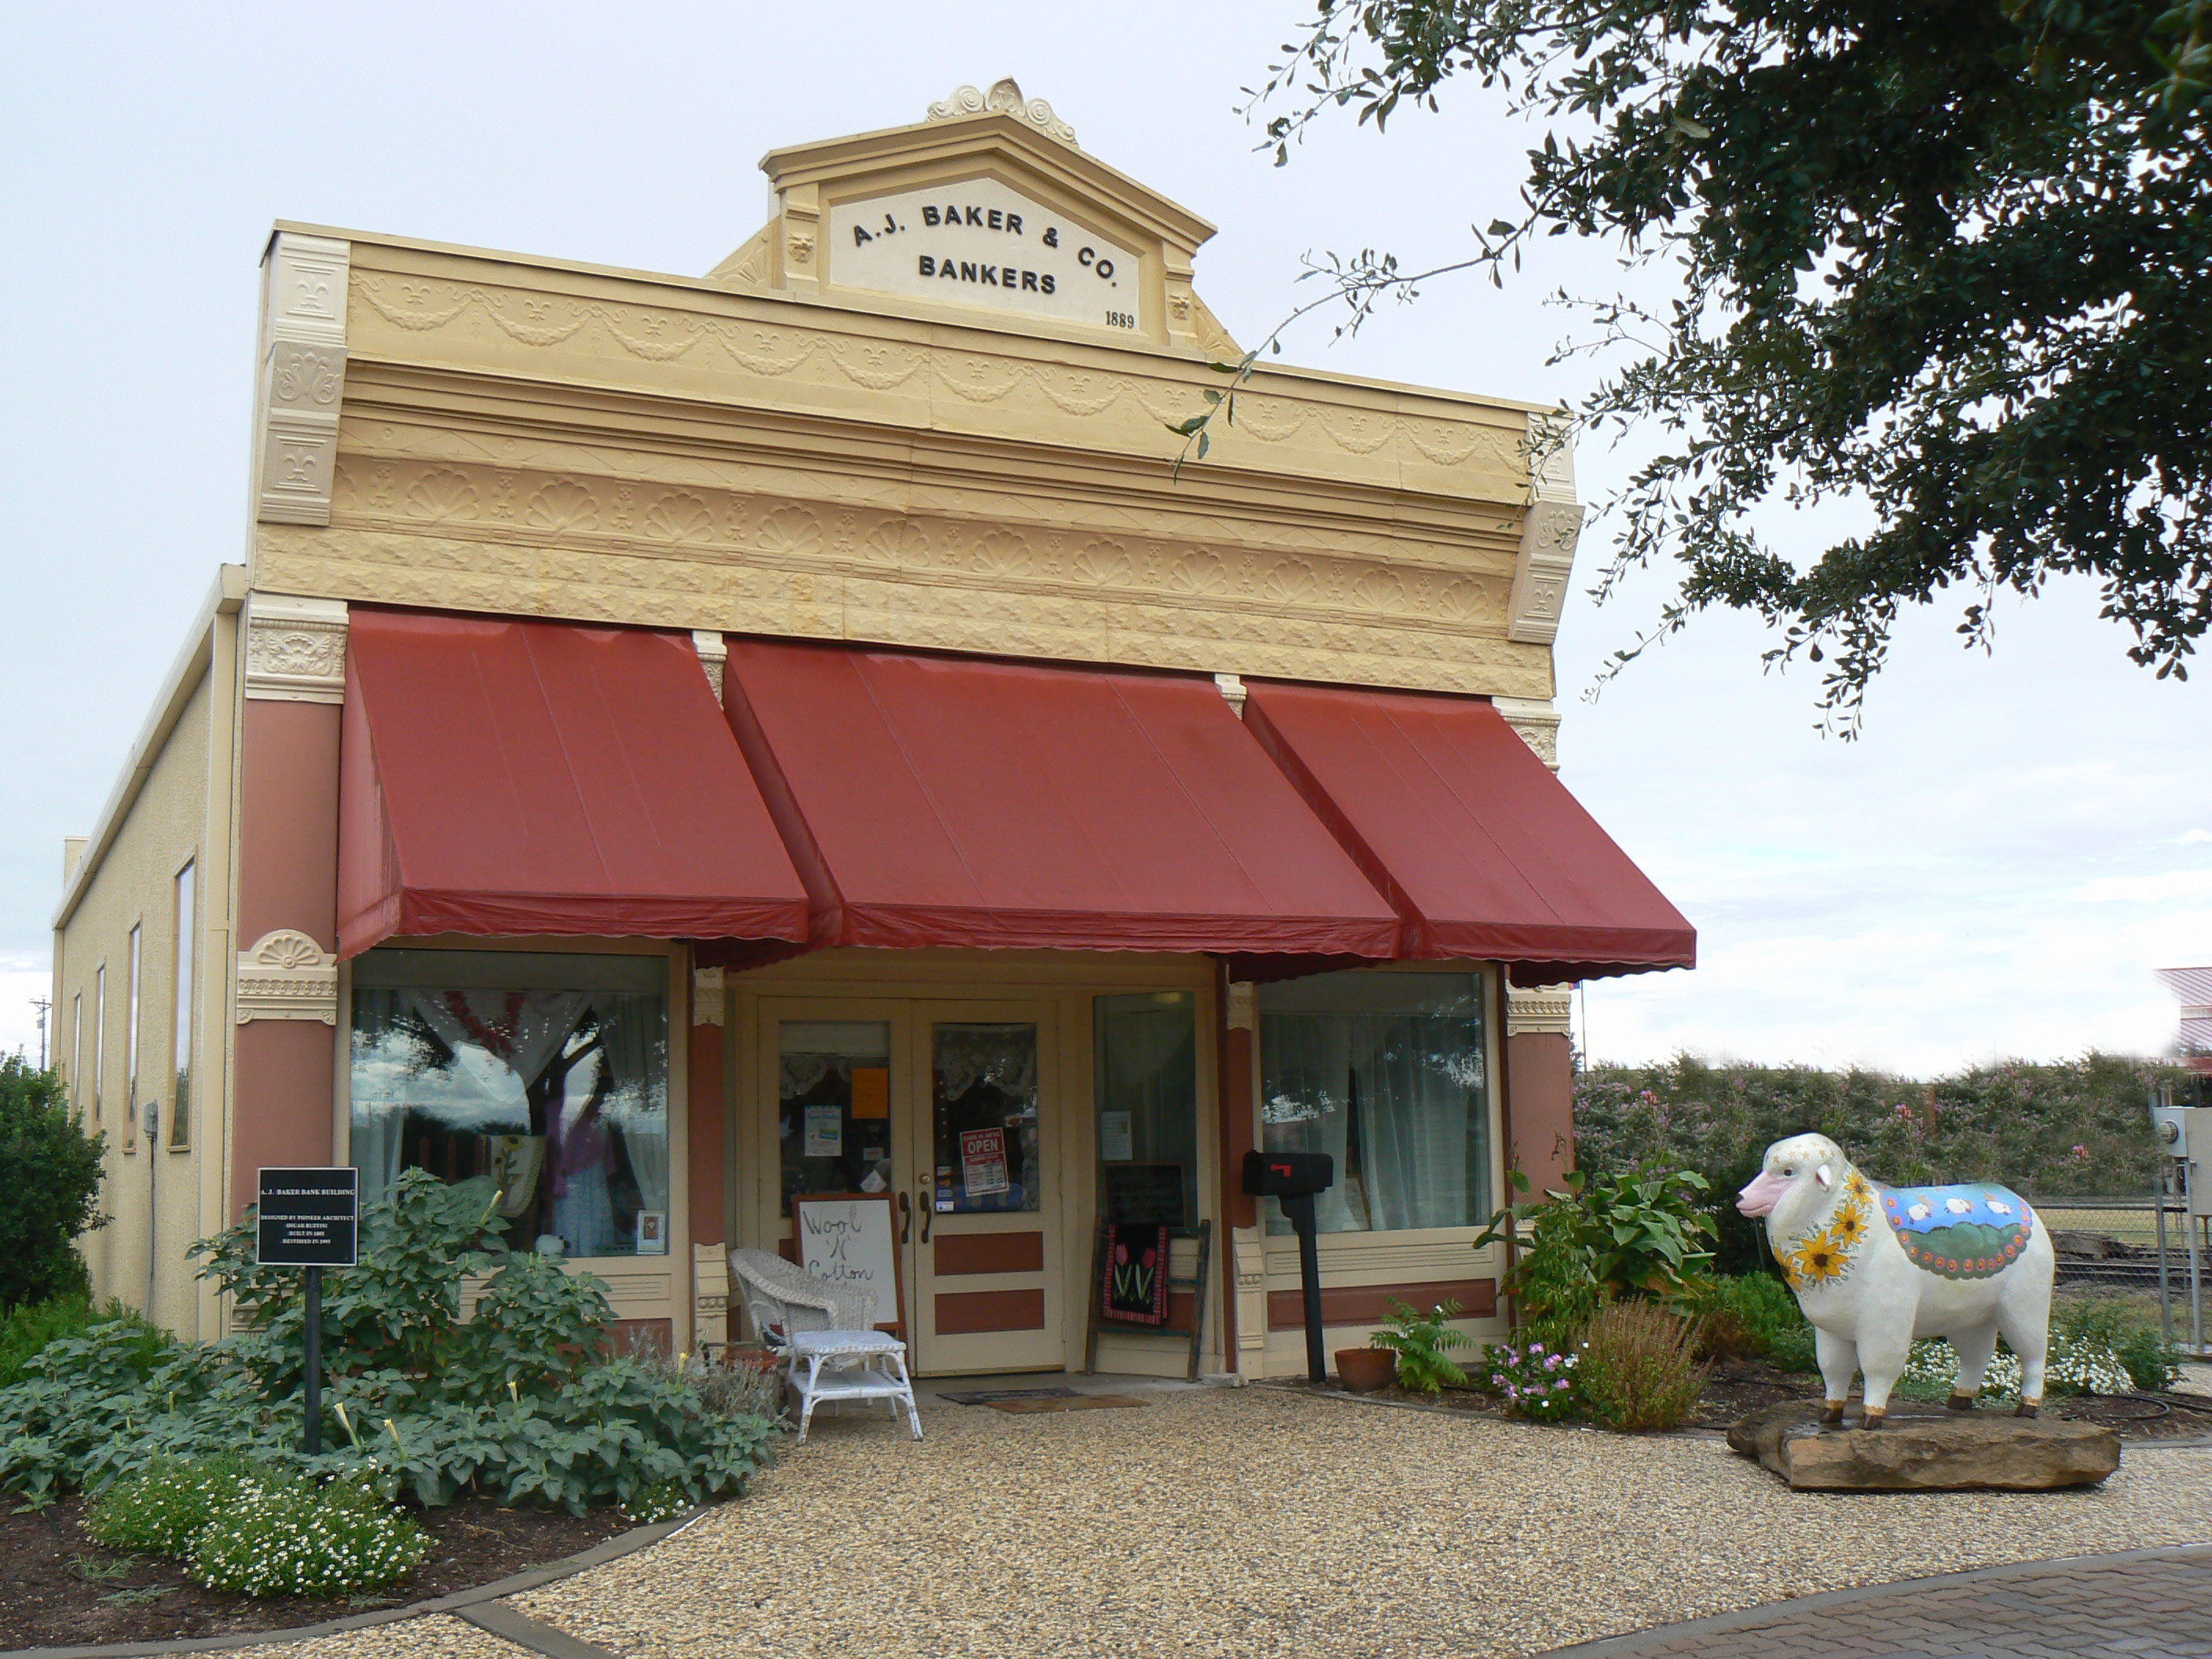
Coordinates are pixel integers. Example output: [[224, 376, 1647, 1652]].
[[1736, 1133, 2055, 1429]]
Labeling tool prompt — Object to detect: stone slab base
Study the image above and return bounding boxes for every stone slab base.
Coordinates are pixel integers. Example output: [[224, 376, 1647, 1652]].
[[1727, 1401, 2121, 1491]]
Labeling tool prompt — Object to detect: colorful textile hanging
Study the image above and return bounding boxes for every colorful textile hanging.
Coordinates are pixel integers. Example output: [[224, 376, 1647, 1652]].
[[1101, 1223, 1171, 1325]]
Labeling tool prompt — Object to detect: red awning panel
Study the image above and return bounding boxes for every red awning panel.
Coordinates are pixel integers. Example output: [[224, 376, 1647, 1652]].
[[720, 640, 1401, 956], [338, 609, 809, 958], [1242, 683, 1695, 983]]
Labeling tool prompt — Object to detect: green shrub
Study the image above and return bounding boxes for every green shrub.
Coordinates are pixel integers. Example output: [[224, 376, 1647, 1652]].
[[83, 1454, 263, 1554], [1368, 1298, 1474, 1394], [2117, 1326, 2185, 1392], [0, 1056, 105, 1308], [1577, 1301, 1710, 1431], [1573, 1054, 2185, 1272], [0, 1170, 776, 1514], [1478, 1162, 1717, 1342], [1683, 1272, 1818, 1372], [185, 1469, 429, 1598]]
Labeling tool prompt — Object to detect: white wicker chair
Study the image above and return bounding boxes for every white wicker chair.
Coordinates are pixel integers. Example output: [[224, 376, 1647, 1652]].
[[727, 1247, 921, 1443]]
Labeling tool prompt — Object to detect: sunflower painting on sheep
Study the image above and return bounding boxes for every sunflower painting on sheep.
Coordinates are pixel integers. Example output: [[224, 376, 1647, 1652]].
[[1739, 1135, 2056, 1430]]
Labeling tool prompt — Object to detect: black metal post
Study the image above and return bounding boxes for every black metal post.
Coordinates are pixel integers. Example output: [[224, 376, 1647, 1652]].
[[303, 1265, 322, 1456], [1287, 1192, 1326, 1384]]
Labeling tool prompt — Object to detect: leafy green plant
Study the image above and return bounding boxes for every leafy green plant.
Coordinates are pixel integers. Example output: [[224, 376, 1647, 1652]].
[[1477, 1162, 1718, 1342], [1, 1296, 164, 1388], [0, 1170, 777, 1517], [0, 1055, 105, 1308], [83, 1454, 263, 1555], [1477, 1338, 1581, 1422], [1577, 1301, 1710, 1432], [2117, 1327, 2185, 1393], [1681, 1271, 1817, 1372], [1368, 1298, 1474, 1394], [185, 1468, 429, 1598]]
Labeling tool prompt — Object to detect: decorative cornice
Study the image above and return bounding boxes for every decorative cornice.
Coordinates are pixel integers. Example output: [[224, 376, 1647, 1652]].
[[236, 929, 338, 1025], [927, 79, 1078, 148], [1506, 982, 1574, 1038], [1492, 696, 1561, 771], [1507, 412, 1582, 646], [246, 593, 348, 703], [691, 631, 727, 703], [256, 233, 350, 526], [692, 966, 726, 1027]]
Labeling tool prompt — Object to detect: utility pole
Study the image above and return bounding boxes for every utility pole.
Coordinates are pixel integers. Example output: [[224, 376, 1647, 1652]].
[[31, 997, 51, 1069]]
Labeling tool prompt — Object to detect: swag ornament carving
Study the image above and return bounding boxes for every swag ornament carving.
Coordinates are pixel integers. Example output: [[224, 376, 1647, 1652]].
[[236, 929, 339, 1025]]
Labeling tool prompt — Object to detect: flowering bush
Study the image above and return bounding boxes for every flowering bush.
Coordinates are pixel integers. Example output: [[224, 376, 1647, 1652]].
[[1577, 1301, 1709, 1432], [1478, 1339, 1581, 1422], [83, 1455, 258, 1555], [186, 1470, 429, 1598], [1902, 1335, 2137, 1400]]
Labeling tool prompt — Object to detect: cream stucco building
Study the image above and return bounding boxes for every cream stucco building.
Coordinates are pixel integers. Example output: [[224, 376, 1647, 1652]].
[[51, 82, 1691, 1378]]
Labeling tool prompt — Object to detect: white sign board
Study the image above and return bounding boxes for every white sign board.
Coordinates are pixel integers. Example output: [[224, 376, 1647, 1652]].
[[827, 178, 1143, 334], [793, 1193, 904, 1334]]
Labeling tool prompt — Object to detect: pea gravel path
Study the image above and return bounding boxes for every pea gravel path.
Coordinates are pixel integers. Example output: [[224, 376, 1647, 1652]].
[[494, 1386, 2212, 1659], [220, 1613, 530, 1657]]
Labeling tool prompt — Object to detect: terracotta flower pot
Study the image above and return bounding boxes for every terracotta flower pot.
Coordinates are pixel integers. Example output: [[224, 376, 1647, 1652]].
[[723, 1344, 779, 1374], [1336, 1347, 1399, 1393]]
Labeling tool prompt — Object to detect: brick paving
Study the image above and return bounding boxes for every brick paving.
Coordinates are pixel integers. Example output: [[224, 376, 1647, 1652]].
[[1533, 1545, 2212, 1659]]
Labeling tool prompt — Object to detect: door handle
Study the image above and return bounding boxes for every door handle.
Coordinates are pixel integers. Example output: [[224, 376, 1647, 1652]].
[[920, 1177, 933, 1244], [898, 1190, 912, 1244]]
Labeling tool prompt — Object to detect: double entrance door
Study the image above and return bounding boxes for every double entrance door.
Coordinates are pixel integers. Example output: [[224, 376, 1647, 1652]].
[[761, 998, 1063, 1375]]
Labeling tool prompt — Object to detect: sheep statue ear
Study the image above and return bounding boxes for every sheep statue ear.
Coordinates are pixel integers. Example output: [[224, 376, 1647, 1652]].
[[1815, 1164, 1833, 1190]]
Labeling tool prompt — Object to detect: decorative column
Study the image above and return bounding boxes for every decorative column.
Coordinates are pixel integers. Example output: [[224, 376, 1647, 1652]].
[[1221, 979, 1268, 1375], [230, 593, 350, 1221]]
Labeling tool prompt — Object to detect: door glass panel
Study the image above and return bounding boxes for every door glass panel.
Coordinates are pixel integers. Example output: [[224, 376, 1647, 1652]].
[[932, 1023, 1039, 1214], [779, 1020, 893, 1217], [1094, 991, 1197, 1225]]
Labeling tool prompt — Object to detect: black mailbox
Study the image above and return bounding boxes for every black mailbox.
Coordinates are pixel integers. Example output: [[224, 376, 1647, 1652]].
[[1242, 1149, 1335, 1198], [1241, 1150, 1336, 1384]]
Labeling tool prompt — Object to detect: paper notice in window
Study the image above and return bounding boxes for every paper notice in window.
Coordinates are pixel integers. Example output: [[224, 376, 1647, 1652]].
[[959, 1126, 1009, 1197], [804, 1104, 844, 1159], [851, 1067, 889, 1119], [1100, 1110, 1133, 1163]]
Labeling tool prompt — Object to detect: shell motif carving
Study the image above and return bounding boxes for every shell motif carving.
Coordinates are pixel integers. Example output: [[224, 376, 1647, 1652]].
[[925, 78, 1079, 147], [235, 929, 338, 1026]]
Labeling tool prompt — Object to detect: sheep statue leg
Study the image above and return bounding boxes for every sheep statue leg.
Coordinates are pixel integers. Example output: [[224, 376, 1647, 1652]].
[[2000, 1305, 2049, 1418], [1815, 1325, 1858, 1426], [1948, 1325, 1998, 1412], [1855, 1323, 1913, 1430]]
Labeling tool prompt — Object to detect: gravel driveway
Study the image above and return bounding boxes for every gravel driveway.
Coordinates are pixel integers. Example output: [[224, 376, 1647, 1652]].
[[492, 1382, 2212, 1659]]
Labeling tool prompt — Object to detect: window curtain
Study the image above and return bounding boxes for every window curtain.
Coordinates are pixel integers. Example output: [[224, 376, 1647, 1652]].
[[1259, 1010, 1361, 1232], [1355, 1014, 1486, 1230], [597, 990, 668, 1226]]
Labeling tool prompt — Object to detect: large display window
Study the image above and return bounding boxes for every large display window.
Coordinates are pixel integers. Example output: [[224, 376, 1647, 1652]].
[[350, 949, 670, 1258], [1259, 970, 1492, 1236]]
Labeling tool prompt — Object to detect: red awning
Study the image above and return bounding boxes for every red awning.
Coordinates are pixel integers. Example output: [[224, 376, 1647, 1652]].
[[720, 640, 1401, 956], [337, 610, 809, 958], [1242, 682, 1695, 983]]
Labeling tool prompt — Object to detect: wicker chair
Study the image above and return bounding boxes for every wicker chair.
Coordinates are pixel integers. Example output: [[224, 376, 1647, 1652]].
[[727, 1247, 921, 1443]]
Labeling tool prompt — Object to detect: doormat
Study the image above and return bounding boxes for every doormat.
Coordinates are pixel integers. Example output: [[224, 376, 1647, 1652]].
[[938, 1386, 1081, 1405], [988, 1393, 1153, 1414]]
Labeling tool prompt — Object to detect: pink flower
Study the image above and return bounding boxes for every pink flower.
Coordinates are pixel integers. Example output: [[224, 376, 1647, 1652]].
[[2073, 1144, 2089, 1160]]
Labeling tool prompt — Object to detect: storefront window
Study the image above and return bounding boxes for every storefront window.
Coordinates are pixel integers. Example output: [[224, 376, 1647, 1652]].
[[1259, 971, 1490, 1236], [1095, 991, 1198, 1225], [932, 1023, 1039, 1214], [778, 1021, 893, 1217], [350, 949, 669, 1258]]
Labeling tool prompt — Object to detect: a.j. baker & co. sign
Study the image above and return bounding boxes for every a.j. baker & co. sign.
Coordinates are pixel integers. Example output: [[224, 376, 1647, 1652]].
[[826, 178, 1143, 333]]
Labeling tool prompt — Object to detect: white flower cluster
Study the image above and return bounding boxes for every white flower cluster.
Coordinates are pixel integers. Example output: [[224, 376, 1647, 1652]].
[[187, 1474, 430, 1599], [619, 1480, 692, 1525], [1902, 1335, 2135, 1400]]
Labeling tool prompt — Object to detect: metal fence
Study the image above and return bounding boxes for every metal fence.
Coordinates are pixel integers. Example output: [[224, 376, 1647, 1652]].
[[2037, 1197, 2207, 1298]]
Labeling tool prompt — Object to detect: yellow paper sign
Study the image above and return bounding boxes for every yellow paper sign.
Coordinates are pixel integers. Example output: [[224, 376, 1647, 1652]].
[[851, 1067, 889, 1119]]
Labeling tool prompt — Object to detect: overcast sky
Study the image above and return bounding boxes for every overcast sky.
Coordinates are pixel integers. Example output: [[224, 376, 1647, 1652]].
[[2, 2, 2204, 1075]]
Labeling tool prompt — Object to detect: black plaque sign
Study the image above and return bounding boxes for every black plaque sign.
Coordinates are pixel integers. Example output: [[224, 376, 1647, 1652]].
[[256, 1166, 360, 1268]]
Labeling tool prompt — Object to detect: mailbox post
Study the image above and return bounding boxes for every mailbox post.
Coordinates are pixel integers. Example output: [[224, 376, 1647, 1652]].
[[255, 1167, 360, 1455], [1242, 1150, 1335, 1384]]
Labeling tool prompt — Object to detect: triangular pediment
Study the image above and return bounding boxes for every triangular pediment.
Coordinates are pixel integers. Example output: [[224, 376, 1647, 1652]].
[[709, 79, 1232, 356]]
